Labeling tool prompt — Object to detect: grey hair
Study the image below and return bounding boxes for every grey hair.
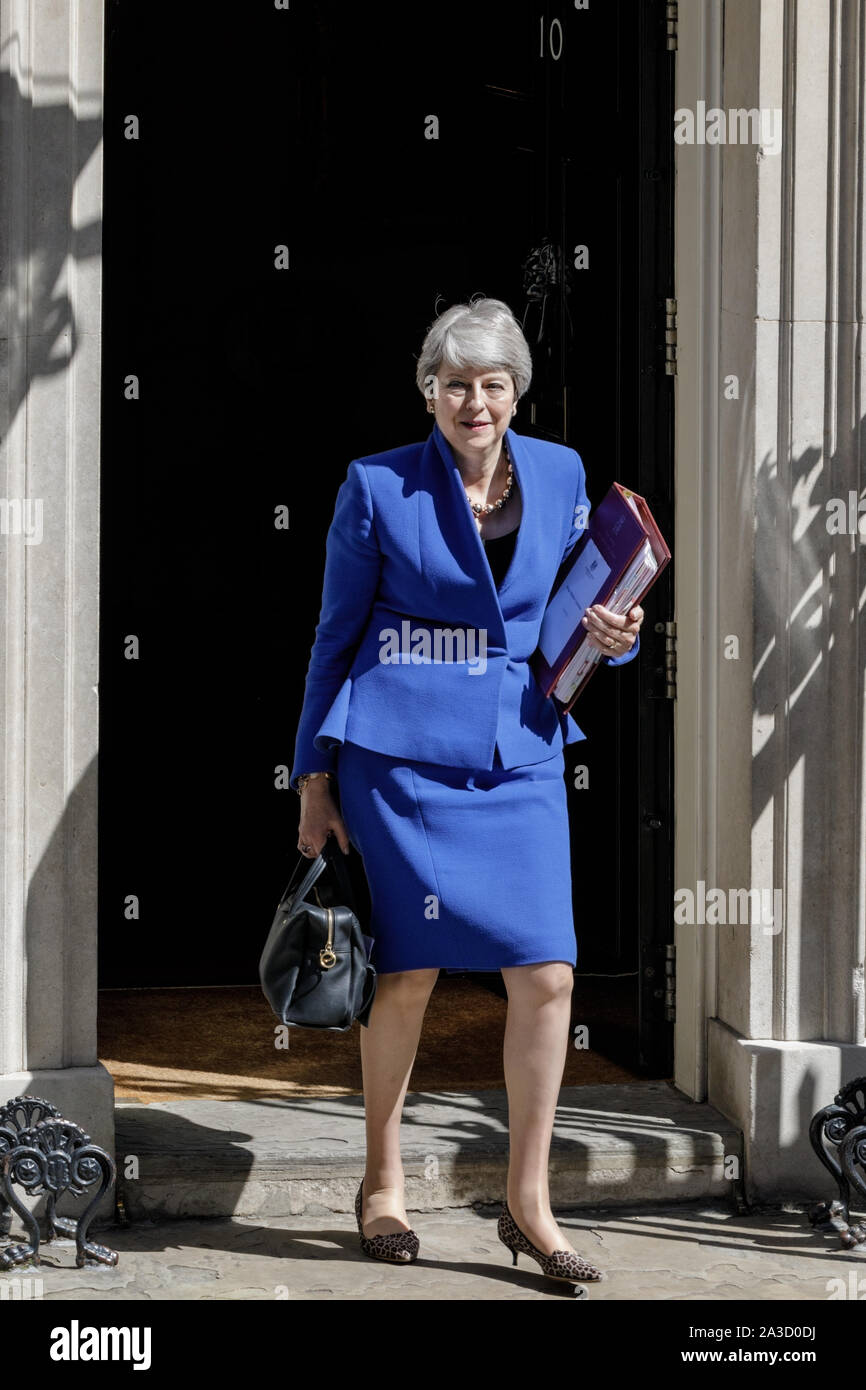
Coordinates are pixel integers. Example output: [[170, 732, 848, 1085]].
[[415, 296, 532, 402]]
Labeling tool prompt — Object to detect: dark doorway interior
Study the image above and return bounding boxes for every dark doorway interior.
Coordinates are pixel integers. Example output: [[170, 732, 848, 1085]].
[[99, 2, 674, 1075]]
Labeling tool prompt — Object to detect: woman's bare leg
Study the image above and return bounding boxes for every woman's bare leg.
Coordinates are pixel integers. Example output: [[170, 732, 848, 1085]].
[[359, 967, 439, 1235], [500, 960, 578, 1255]]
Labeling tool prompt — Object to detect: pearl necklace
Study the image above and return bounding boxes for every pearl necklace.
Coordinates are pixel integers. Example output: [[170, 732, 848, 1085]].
[[465, 439, 514, 517]]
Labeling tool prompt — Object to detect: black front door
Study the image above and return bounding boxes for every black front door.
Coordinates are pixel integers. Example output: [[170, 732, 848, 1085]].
[[99, 0, 674, 1074]]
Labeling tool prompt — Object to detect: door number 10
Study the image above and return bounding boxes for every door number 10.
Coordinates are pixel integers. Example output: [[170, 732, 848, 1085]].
[[539, 16, 564, 60]]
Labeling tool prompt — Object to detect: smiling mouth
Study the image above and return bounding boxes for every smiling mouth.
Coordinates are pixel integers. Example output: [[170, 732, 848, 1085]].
[[462, 421, 490, 428]]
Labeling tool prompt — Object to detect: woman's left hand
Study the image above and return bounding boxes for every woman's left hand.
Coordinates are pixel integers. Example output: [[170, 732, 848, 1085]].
[[581, 603, 644, 657]]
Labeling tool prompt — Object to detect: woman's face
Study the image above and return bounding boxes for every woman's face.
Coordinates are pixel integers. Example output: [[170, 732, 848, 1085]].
[[430, 362, 516, 461]]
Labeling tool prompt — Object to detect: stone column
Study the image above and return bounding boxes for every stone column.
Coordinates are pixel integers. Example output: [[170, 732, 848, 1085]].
[[0, 1, 113, 1151], [706, 0, 866, 1200]]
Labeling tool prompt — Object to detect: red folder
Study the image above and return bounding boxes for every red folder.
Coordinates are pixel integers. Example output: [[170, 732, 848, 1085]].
[[531, 482, 671, 714]]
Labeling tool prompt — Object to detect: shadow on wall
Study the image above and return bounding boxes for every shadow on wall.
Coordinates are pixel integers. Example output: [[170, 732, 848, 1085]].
[[0, 59, 102, 441], [753, 385, 866, 1045]]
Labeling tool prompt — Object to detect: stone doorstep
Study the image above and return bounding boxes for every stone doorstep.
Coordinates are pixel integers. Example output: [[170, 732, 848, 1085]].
[[99, 1081, 744, 1226]]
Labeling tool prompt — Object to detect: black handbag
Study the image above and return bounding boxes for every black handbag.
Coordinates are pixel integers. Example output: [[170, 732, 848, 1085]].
[[259, 836, 377, 1031]]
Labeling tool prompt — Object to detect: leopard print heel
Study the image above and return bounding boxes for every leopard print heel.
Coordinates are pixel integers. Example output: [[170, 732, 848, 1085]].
[[497, 1200, 604, 1283], [355, 1179, 420, 1264]]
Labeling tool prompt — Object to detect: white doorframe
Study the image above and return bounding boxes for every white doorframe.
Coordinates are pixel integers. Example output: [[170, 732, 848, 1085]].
[[671, 0, 723, 1101]]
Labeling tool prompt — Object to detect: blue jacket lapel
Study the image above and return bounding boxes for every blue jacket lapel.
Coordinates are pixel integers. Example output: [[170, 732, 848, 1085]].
[[425, 422, 538, 646], [418, 423, 504, 644]]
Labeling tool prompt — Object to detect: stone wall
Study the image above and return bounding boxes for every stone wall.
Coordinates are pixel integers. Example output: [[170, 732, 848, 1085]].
[[0, 0, 114, 1151]]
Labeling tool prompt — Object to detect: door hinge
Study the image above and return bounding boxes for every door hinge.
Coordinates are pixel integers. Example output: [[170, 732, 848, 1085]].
[[665, 296, 677, 375], [643, 943, 676, 1024], [653, 619, 677, 699], [665, 943, 676, 1022], [666, 1, 678, 51]]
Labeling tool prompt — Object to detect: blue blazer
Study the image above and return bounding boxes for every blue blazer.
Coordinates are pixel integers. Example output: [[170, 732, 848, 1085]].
[[290, 422, 640, 788]]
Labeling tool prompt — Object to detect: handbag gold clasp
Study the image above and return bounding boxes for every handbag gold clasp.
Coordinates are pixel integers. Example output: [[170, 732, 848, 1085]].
[[319, 906, 337, 969]]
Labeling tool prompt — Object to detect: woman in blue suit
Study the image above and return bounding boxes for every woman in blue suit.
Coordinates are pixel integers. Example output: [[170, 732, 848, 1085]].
[[291, 297, 643, 1284]]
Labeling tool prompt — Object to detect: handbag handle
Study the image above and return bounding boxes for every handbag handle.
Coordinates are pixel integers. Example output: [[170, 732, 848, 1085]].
[[320, 834, 357, 907], [283, 835, 356, 913], [282, 850, 329, 911]]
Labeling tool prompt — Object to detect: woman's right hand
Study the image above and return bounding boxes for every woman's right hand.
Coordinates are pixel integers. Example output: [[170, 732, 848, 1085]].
[[298, 781, 352, 857]]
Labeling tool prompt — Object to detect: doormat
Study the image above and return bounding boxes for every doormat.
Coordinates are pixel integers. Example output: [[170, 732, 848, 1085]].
[[98, 974, 649, 1103]]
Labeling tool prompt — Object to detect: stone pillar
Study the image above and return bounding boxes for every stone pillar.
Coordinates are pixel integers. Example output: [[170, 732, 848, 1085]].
[[0, 1, 113, 1151], [706, 0, 866, 1200]]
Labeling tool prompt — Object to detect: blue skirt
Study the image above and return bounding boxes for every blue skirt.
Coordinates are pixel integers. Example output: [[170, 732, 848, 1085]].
[[335, 740, 577, 974]]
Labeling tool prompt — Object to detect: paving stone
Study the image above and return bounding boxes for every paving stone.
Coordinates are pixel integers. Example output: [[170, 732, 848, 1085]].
[[3, 1200, 863, 1302]]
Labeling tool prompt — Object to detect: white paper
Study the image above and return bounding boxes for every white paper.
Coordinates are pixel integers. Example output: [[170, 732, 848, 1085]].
[[553, 539, 657, 701], [539, 538, 611, 667]]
